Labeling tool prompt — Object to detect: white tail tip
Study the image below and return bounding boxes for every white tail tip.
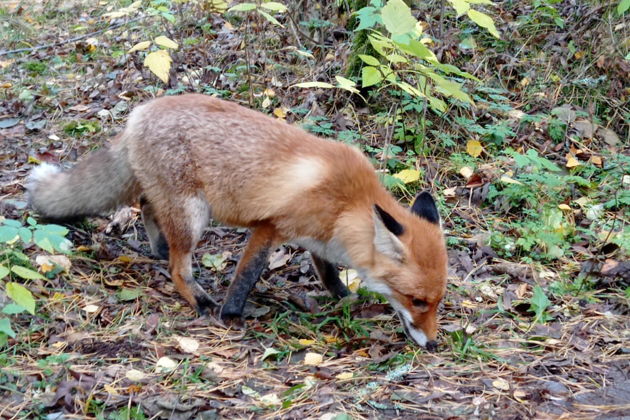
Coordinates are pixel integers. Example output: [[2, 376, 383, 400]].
[[26, 162, 61, 191]]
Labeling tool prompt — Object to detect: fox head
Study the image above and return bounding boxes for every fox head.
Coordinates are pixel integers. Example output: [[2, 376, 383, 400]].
[[360, 192, 448, 350]]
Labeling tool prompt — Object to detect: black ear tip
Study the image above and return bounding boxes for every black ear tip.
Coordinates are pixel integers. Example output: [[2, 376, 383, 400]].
[[374, 204, 405, 236], [411, 191, 440, 225]]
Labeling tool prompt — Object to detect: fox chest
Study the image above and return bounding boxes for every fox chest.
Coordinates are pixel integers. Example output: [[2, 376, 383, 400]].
[[291, 238, 351, 266]]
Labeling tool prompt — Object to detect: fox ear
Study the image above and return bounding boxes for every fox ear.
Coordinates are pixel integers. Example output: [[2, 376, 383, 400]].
[[411, 191, 440, 225], [373, 206, 405, 260]]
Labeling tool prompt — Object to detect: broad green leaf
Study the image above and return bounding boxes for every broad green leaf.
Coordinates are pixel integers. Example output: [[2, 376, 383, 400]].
[[26, 217, 37, 226], [2, 303, 26, 315], [0, 266, 9, 279], [381, 0, 417, 35], [428, 96, 447, 113], [335, 76, 360, 94], [448, 0, 469, 17], [144, 50, 172, 84], [618, 0, 630, 14], [18, 227, 32, 243], [228, 2, 257, 12], [397, 81, 424, 97], [362, 66, 383, 87], [154, 36, 178, 50], [358, 54, 380, 66], [354, 6, 381, 31], [6, 282, 36, 315], [393, 169, 421, 184], [467, 9, 500, 38], [0, 318, 16, 338], [39, 224, 69, 236], [398, 39, 436, 61], [202, 253, 227, 272], [2, 219, 22, 227], [292, 81, 335, 89], [128, 41, 151, 53], [0, 226, 19, 243], [11, 266, 45, 281], [261, 347, 281, 361], [432, 75, 473, 104], [258, 9, 282, 26], [117, 288, 143, 302], [530, 285, 550, 322], [386, 54, 407, 63], [260, 2, 287, 12]]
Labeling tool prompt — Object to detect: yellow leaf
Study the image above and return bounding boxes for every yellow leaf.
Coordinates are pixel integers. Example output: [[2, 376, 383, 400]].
[[298, 339, 315, 346], [263, 88, 276, 97], [273, 107, 286, 119], [466, 140, 483, 157], [492, 378, 510, 391], [574, 51, 585, 59], [103, 384, 118, 395], [335, 372, 353, 380], [393, 169, 421, 184], [303, 352, 323, 366], [339, 269, 361, 292], [261, 96, 272, 109], [565, 154, 580, 168], [144, 50, 172, 84], [558, 204, 571, 211], [128, 41, 151, 53], [499, 175, 523, 185], [154, 35, 178, 50], [323, 335, 341, 344], [0, 82, 12, 88], [590, 155, 602, 167]]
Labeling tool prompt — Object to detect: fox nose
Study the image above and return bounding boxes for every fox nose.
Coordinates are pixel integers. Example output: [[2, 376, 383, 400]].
[[426, 340, 438, 352]]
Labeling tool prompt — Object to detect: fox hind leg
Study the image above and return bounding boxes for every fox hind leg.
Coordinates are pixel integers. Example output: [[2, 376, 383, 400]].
[[311, 254, 350, 299], [153, 195, 217, 314], [140, 196, 169, 259]]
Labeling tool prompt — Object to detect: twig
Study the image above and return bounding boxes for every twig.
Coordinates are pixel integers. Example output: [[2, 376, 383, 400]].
[[0, 17, 143, 57]]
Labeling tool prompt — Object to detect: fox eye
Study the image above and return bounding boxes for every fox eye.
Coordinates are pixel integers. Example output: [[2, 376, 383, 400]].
[[411, 298, 428, 309]]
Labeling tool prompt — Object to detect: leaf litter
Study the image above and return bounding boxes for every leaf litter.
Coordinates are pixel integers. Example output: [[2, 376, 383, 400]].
[[0, 1, 628, 419]]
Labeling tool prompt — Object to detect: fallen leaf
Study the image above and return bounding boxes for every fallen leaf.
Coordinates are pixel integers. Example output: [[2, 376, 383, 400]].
[[466, 140, 483, 157], [598, 127, 619, 145], [339, 269, 361, 292], [566, 154, 579, 168], [558, 204, 571, 211], [154, 35, 178, 49], [273, 107, 287, 119], [83, 304, 100, 313], [155, 356, 178, 373], [128, 40, 151, 53], [459, 166, 474, 179], [176, 336, 200, 353], [335, 372, 353, 380], [492, 378, 510, 391], [393, 169, 421, 184], [590, 155, 602, 167], [443, 187, 457, 197], [125, 369, 147, 382], [298, 339, 316, 346], [304, 352, 323, 366]]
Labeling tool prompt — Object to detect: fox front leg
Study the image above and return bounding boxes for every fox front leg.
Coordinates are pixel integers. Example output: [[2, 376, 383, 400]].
[[220, 224, 275, 321]]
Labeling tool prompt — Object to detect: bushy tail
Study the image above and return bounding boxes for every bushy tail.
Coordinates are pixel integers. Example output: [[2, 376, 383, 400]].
[[26, 141, 141, 221]]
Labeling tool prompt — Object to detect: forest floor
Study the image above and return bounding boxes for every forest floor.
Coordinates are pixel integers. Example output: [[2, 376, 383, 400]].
[[0, 1, 629, 419]]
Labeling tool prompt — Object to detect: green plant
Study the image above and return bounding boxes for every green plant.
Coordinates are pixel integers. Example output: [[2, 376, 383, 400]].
[[0, 217, 72, 346], [63, 119, 101, 137], [528, 285, 553, 324]]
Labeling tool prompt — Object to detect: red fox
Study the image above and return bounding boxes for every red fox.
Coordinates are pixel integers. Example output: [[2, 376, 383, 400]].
[[27, 94, 448, 350]]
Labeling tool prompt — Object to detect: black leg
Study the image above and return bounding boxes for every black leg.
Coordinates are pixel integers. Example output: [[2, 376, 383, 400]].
[[311, 254, 350, 299], [220, 226, 274, 320]]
